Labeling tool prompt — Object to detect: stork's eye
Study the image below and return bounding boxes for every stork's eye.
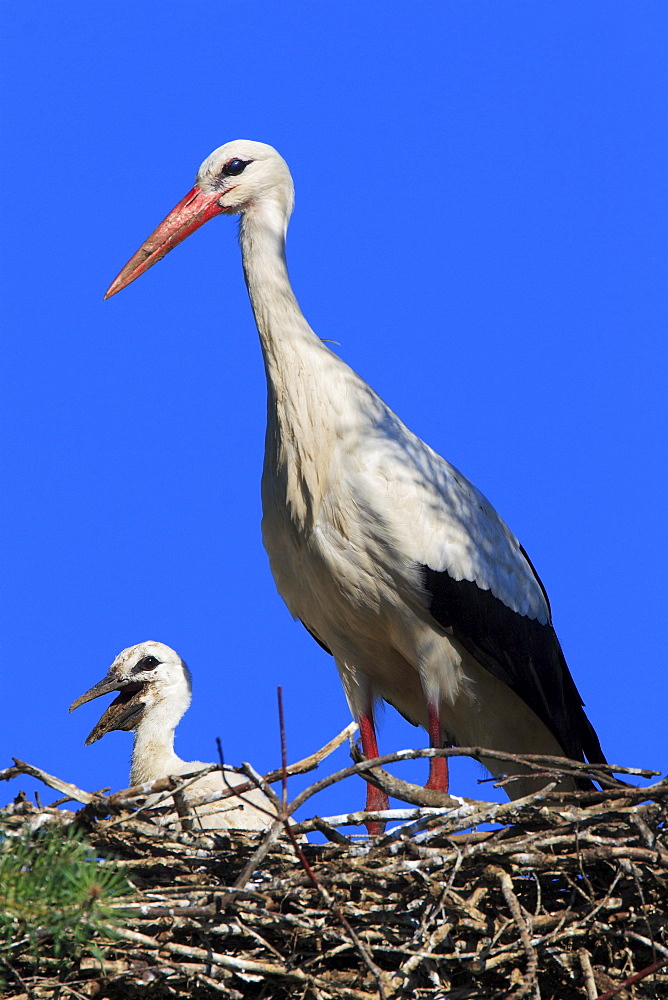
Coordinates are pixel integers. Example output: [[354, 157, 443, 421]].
[[222, 158, 249, 177], [134, 654, 159, 672]]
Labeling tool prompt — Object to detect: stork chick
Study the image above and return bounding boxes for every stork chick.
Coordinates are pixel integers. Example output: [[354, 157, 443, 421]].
[[70, 641, 277, 832]]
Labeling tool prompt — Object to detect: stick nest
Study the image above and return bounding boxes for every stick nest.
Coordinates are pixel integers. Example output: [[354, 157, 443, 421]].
[[1, 742, 667, 1000]]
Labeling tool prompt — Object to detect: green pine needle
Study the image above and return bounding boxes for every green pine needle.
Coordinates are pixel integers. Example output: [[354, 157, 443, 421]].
[[0, 820, 131, 979]]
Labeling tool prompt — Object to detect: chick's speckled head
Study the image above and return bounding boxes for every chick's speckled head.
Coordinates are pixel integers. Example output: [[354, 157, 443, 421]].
[[69, 641, 192, 746]]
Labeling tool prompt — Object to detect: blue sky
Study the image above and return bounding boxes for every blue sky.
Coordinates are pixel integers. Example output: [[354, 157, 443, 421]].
[[1, 3, 666, 825]]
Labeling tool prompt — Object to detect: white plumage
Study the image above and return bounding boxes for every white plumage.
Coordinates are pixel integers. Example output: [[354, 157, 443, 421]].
[[105, 141, 605, 821], [70, 641, 277, 831]]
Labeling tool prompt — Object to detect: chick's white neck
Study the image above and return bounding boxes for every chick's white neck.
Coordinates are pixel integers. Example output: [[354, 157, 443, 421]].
[[129, 698, 190, 785]]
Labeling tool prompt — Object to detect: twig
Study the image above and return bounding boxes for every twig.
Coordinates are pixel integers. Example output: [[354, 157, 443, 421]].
[[10, 759, 94, 804], [310, 817, 353, 845], [599, 927, 668, 959], [228, 816, 287, 893], [278, 687, 288, 812], [0, 954, 34, 998], [55, 985, 94, 1000], [578, 948, 598, 1000], [109, 924, 377, 999], [594, 956, 668, 999], [0, 765, 22, 783], [239, 760, 284, 812], [486, 865, 539, 999], [214, 739, 281, 823]]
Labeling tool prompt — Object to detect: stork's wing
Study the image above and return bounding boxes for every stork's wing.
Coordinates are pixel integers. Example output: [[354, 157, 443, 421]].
[[422, 564, 605, 763], [356, 411, 606, 764]]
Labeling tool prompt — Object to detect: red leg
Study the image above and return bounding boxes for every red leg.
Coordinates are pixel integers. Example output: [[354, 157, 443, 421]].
[[359, 710, 389, 835], [425, 701, 449, 793]]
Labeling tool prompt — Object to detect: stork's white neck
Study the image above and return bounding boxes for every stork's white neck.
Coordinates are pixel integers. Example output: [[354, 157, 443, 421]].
[[240, 198, 346, 530], [240, 197, 325, 384]]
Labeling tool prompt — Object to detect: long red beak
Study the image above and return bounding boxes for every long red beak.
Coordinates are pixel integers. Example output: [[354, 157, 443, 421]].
[[104, 185, 225, 299]]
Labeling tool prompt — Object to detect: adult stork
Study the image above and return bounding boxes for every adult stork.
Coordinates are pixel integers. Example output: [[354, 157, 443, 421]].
[[70, 641, 277, 831], [105, 140, 606, 823]]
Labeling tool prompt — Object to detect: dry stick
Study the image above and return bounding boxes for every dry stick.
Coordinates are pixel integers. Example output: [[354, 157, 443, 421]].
[[9, 759, 94, 805], [309, 817, 353, 845], [276, 687, 389, 1000], [0, 954, 34, 999], [356, 751, 659, 811], [284, 751, 483, 818], [122, 745, 664, 822], [219, 726, 375, 920], [605, 928, 668, 960], [102, 769, 226, 829], [356, 748, 580, 816], [235, 913, 288, 965], [225, 816, 288, 897], [266, 720, 358, 778], [113, 722, 359, 819], [486, 865, 539, 1000], [550, 869, 624, 944], [186, 971, 233, 996], [382, 782, 559, 849], [111, 917, 376, 1000], [214, 737, 281, 825], [578, 948, 599, 1000], [594, 956, 668, 1000], [399, 855, 466, 985], [239, 760, 284, 812], [7, 743, 661, 830], [215, 756, 315, 899], [0, 764, 25, 783], [52, 984, 93, 1000], [64, 780, 664, 1000], [630, 863, 657, 965], [93, 754, 635, 843], [172, 785, 195, 832], [348, 744, 659, 780], [278, 687, 289, 812], [282, 748, 663, 823], [4, 724, 357, 825]]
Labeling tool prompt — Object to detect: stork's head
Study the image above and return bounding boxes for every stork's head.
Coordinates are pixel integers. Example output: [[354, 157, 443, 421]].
[[105, 140, 294, 298], [69, 641, 192, 746], [197, 140, 294, 214]]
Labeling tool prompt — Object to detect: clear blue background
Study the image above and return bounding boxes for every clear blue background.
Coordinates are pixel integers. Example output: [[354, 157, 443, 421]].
[[1, 3, 665, 826]]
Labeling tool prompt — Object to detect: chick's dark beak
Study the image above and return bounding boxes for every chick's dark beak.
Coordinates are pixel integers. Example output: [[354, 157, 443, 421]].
[[70, 672, 125, 712], [70, 673, 146, 746]]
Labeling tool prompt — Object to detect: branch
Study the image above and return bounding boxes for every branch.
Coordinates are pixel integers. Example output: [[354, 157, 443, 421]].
[[10, 759, 94, 805]]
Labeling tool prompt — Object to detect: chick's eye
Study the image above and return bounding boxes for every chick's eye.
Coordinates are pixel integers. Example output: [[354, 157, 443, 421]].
[[134, 655, 159, 672], [222, 158, 248, 177]]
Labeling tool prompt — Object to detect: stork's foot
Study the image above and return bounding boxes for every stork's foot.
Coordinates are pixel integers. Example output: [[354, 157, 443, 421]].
[[425, 755, 449, 793], [364, 782, 389, 836]]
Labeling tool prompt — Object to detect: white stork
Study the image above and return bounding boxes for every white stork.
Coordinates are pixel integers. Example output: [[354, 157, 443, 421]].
[[105, 141, 606, 826], [70, 641, 277, 831]]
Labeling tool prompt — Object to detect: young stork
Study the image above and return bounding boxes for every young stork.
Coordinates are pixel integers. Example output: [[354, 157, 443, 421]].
[[70, 641, 277, 831], [105, 141, 606, 822]]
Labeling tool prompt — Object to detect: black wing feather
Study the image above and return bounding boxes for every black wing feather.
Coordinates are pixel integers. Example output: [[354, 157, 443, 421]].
[[422, 565, 606, 766], [301, 620, 333, 656]]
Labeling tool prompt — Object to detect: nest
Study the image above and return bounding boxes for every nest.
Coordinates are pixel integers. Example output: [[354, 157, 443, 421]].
[[1, 732, 667, 1000]]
